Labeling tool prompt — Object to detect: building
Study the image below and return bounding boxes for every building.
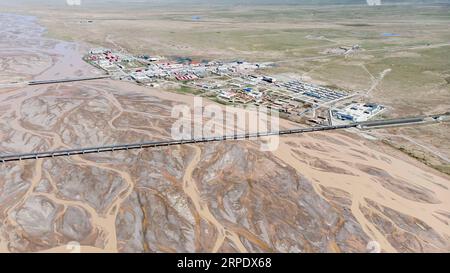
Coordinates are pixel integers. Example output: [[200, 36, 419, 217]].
[[262, 76, 276, 83], [333, 103, 385, 122], [335, 112, 355, 121]]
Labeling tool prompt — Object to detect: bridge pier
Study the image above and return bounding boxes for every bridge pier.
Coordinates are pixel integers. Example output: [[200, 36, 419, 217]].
[[0, 113, 446, 163]]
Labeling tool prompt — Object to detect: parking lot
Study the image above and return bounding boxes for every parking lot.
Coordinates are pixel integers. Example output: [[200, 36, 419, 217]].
[[280, 80, 347, 103]]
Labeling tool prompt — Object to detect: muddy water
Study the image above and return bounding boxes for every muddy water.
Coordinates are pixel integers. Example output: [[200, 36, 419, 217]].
[[1, 13, 449, 253], [0, 13, 128, 252], [182, 145, 247, 252], [0, 13, 249, 253], [273, 134, 450, 252], [0, 13, 101, 85]]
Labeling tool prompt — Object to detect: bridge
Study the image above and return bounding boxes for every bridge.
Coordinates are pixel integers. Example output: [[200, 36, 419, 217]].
[[1, 113, 447, 164], [28, 76, 110, 86]]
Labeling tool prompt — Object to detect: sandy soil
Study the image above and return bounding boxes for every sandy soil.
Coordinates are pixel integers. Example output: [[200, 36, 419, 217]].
[[20, 3, 449, 175], [0, 12, 449, 253]]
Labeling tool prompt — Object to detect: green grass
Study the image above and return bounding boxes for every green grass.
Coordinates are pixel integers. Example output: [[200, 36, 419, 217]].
[[433, 164, 450, 176], [174, 85, 201, 95], [383, 140, 450, 176]]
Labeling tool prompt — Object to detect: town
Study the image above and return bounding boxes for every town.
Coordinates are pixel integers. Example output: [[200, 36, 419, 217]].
[[85, 48, 385, 125]]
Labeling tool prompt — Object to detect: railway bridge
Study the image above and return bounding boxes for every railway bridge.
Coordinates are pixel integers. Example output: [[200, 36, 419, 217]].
[[1, 113, 447, 163]]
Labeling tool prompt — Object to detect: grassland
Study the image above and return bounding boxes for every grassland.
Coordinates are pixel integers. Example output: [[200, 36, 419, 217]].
[[5, 2, 450, 174]]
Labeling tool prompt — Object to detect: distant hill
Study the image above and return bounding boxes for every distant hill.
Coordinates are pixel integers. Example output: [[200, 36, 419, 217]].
[[6, 0, 450, 9], [88, 0, 450, 4]]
